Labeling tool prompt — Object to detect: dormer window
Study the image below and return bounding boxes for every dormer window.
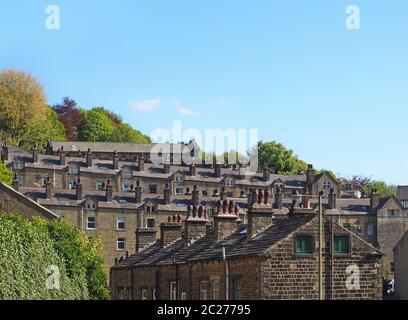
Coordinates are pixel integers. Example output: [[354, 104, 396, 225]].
[[225, 178, 234, 187], [14, 162, 24, 170], [323, 181, 331, 189], [121, 168, 132, 179], [175, 174, 184, 183], [146, 205, 156, 213], [86, 201, 97, 211], [68, 166, 79, 175]]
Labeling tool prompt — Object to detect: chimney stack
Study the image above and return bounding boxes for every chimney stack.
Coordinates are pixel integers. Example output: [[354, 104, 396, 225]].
[[215, 164, 222, 178], [164, 163, 171, 174], [86, 149, 93, 168], [113, 150, 119, 170], [190, 163, 196, 176], [138, 155, 145, 172], [60, 146, 66, 166], [2, 142, 9, 161], [45, 176, 52, 199], [160, 215, 183, 248], [184, 205, 209, 243], [32, 145, 39, 163], [263, 168, 271, 182], [274, 186, 283, 209], [164, 183, 171, 205], [306, 164, 315, 194], [328, 188, 337, 209], [136, 228, 157, 252], [192, 185, 200, 206], [76, 178, 83, 200], [247, 200, 274, 238], [135, 180, 142, 203], [213, 200, 239, 242], [105, 180, 113, 202], [370, 188, 380, 213]]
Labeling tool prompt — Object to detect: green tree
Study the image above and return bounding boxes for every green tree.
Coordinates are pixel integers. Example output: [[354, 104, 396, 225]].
[[80, 108, 115, 142], [20, 107, 66, 152], [0, 162, 12, 185], [255, 141, 307, 174], [362, 180, 397, 198], [0, 69, 47, 146], [110, 123, 151, 143]]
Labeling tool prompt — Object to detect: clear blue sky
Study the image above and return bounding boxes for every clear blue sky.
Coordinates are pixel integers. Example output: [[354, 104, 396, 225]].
[[1, 0, 407, 184]]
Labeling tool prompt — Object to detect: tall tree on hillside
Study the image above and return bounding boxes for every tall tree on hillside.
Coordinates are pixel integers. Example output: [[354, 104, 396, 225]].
[[0, 69, 47, 145], [53, 97, 84, 140], [254, 141, 308, 174], [110, 123, 151, 143], [79, 108, 115, 142]]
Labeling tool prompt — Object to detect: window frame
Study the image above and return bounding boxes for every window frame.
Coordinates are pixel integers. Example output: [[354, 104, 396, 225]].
[[199, 280, 208, 300], [86, 216, 96, 230], [231, 278, 241, 300], [117, 218, 126, 231], [169, 282, 177, 300], [117, 237, 126, 251], [146, 218, 156, 228], [294, 234, 315, 255], [141, 289, 147, 300], [149, 184, 158, 194], [332, 234, 351, 255], [212, 279, 220, 300]]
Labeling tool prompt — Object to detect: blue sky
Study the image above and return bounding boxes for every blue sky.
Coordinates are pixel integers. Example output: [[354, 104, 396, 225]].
[[1, 0, 407, 184]]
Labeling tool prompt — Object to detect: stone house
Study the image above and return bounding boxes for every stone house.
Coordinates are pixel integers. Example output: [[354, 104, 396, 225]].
[[110, 195, 383, 300], [394, 230, 408, 300]]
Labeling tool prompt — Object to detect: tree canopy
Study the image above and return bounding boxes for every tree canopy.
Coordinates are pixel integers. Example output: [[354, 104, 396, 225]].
[[0, 214, 109, 300], [0, 161, 12, 185]]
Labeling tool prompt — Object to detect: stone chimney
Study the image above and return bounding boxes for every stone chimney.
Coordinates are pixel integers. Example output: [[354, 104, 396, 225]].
[[138, 155, 145, 172], [370, 188, 380, 213], [274, 186, 283, 209], [86, 149, 93, 168], [184, 205, 209, 244], [135, 180, 142, 204], [45, 177, 52, 199], [160, 215, 183, 248], [136, 228, 157, 252], [32, 145, 39, 163], [247, 200, 274, 238], [60, 146, 66, 166], [306, 164, 315, 194], [2, 142, 9, 161], [328, 188, 337, 209], [192, 185, 200, 206], [213, 200, 239, 242], [113, 150, 119, 170], [190, 163, 196, 176], [76, 178, 83, 200], [215, 164, 222, 178], [263, 168, 271, 182], [164, 183, 171, 205], [164, 163, 171, 174], [12, 173, 19, 191], [105, 180, 113, 202]]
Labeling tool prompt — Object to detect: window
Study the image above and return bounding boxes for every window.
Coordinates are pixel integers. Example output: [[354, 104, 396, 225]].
[[170, 282, 177, 300], [146, 205, 155, 213], [200, 281, 208, 300], [122, 183, 132, 191], [17, 175, 24, 185], [295, 235, 314, 254], [225, 178, 233, 187], [69, 180, 77, 189], [212, 279, 220, 300], [14, 162, 24, 170], [152, 289, 156, 300], [175, 175, 183, 183], [202, 190, 208, 197], [96, 182, 104, 190], [147, 218, 156, 228], [181, 292, 187, 300], [87, 216, 96, 230], [86, 202, 97, 211], [390, 262, 395, 273], [322, 181, 331, 189], [117, 238, 126, 250], [68, 166, 79, 175], [149, 184, 157, 194], [175, 188, 183, 195], [355, 225, 363, 234], [141, 289, 147, 300], [333, 235, 351, 254], [343, 223, 351, 230], [367, 223, 374, 236], [388, 209, 400, 217], [232, 279, 241, 300], [117, 218, 125, 230], [121, 169, 132, 179]]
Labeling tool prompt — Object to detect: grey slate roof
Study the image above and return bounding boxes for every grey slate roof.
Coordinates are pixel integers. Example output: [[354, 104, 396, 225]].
[[397, 186, 408, 200], [113, 213, 316, 269]]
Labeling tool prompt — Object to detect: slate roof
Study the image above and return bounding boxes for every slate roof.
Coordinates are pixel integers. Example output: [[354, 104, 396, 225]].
[[397, 186, 408, 200], [325, 198, 372, 215], [113, 213, 316, 269]]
